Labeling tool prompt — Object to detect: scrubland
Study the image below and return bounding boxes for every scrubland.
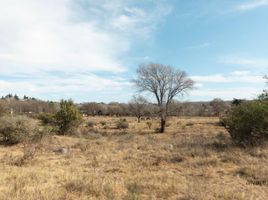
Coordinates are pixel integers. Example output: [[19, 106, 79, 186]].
[[0, 116, 268, 200]]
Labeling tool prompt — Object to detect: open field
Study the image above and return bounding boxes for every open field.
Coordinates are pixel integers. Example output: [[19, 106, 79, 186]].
[[0, 116, 268, 200]]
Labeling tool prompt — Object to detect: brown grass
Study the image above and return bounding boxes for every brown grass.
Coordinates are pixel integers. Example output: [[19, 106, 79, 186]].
[[0, 116, 268, 199]]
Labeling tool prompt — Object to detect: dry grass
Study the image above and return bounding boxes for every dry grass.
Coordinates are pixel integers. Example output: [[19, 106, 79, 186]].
[[0, 116, 268, 199]]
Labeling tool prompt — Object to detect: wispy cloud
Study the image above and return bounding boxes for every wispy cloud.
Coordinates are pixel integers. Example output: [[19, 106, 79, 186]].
[[191, 71, 264, 84], [190, 87, 262, 100], [187, 42, 211, 49], [236, 0, 268, 11], [219, 56, 268, 70]]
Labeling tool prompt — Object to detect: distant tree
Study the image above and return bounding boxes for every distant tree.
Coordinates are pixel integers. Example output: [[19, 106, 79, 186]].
[[129, 95, 148, 123], [210, 98, 227, 116], [134, 63, 194, 133], [14, 94, 19, 100], [55, 100, 82, 134], [5, 94, 13, 99], [232, 98, 244, 106]]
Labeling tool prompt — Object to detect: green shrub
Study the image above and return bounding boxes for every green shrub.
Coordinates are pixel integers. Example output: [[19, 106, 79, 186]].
[[55, 100, 82, 134], [116, 119, 129, 129], [0, 115, 42, 145], [38, 112, 56, 125], [222, 101, 268, 146]]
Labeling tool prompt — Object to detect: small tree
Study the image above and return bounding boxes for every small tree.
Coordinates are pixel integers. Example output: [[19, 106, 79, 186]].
[[55, 100, 82, 135], [129, 96, 148, 123], [134, 63, 194, 133]]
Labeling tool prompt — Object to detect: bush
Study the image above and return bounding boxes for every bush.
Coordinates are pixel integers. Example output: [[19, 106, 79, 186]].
[[116, 119, 129, 129], [0, 115, 42, 145], [0, 102, 8, 117], [87, 120, 95, 128], [222, 101, 268, 146], [38, 112, 56, 125], [55, 100, 82, 134]]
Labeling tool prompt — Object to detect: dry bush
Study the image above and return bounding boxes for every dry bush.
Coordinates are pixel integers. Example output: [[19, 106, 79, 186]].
[[146, 121, 152, 129], [87, 120, 95, 128], [123, 182, 141, 200], [100, 120, 106, 126], [0, 115, 43, 145], [236, 166, 268, 186], [4, 145, 37, 166], [116, 118, 129, 129], [64, 176, 101, 197]]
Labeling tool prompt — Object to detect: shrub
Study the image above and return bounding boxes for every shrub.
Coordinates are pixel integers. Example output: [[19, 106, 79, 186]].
[[116, 119, 129, 129], [0, 102, 8, 117], [100, 121, 106, 126], [38, 112, 56, 125], [0, 115, 42, 145], [146, 121, 152, 129], [55, 100, 82, 134], [87, 120, 95, 128], [222, 101, 268, 146]]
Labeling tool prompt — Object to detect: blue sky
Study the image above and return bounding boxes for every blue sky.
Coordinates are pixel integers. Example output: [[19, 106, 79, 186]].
[[0, 0, 267, 103]]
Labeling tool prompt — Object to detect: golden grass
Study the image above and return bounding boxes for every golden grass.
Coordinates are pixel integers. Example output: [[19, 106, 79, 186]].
[[0, 116, 268, 199]]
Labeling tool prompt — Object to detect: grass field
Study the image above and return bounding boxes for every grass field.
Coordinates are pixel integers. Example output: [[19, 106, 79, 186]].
[[0, 116, 267, 200]]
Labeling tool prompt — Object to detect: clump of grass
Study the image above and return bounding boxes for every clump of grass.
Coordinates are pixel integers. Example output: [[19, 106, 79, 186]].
[[146, 121, 152, 129], [87, 120, 95, 128], [3, 144, 37, 166], [100, 121, 106, 126], [116, 119, 129, 129], [123, 182, 141, 200], [64, 177, 100, 197], [236, 166, 268, 186]]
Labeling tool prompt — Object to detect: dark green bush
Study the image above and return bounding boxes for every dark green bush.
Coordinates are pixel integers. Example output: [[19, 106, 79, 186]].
[[222, 101, 268, 146], [0, 115, 42, 145], [55, 100, 82, 134]]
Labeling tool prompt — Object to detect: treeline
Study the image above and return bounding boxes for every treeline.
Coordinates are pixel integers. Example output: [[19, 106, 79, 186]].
[[0, 94, 232, 117], [79, 99, 231, 117], [0, 95, 58, 115]]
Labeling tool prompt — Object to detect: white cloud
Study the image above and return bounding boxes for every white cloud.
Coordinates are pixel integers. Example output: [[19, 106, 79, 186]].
[[190, 71, 266, 100], [0, 73, 131, 102], [0, 0, 171, 101], [190, 87, 262, 100], [191, 72, 264, 84], [236, 0, 268, 11], [219, 56, 268, 69]]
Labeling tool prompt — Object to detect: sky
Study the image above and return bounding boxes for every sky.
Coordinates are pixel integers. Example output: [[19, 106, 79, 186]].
[[0, 0, 267, 103]]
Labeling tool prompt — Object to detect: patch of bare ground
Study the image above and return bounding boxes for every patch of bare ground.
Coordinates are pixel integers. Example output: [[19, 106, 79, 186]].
[[0, 116, 267, 199]]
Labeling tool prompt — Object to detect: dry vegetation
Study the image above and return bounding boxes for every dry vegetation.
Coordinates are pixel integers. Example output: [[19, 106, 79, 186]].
[[0, 116, 268, 199]]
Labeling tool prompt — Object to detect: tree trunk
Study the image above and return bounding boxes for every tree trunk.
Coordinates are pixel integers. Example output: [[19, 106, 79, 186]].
[[160, 115, 166, 133], [138, 116, 141, 123]]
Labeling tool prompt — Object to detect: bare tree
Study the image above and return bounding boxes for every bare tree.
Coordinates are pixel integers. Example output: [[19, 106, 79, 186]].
[[133, 63, 194, 133], [210, 98, 227, 116], [129, 95, 148, 123]]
